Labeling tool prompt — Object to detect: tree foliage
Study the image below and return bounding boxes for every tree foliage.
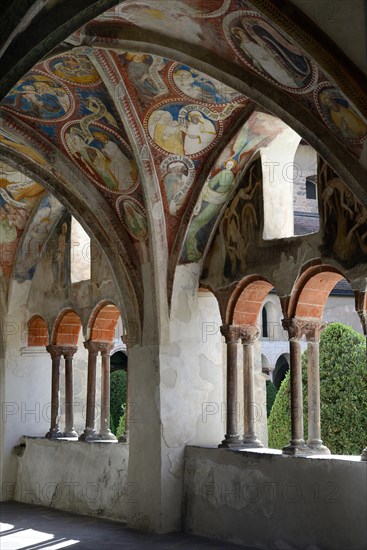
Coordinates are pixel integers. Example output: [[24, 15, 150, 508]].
[[268, 323, 367, 455], [110, 369, 127, 435]]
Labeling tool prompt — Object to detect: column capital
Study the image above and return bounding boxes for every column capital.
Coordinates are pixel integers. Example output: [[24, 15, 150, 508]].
[[60, 345, 78, 359], [220, 324, 242, 344], [46, 344, 63, 359], [282, 318, 326, 342], [302, 320, 327, 343], [282, 318, 303, 341], [84, 340, 113, 356], [240, 324, 260, 345]]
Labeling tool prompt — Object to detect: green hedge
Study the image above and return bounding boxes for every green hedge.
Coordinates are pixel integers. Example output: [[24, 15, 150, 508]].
[[268, 323, 367, 455], [110, 369, 127, 435], [266, 380, 278, 417]]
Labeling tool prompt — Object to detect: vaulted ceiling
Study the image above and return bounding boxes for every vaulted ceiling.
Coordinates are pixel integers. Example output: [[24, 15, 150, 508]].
[[0, 0, 366, 313]]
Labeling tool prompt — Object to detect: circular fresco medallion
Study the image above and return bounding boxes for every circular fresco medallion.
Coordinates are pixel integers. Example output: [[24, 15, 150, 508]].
[[145, 101, 223, 158], [2, 71, 74, 122], [62, 121, 140, 194], [47, 54, 101, 86], [224, 10, 318, 94], [116, 197, 148, 241], [314, 83, 367, 144], [169, 63, 244, 104]]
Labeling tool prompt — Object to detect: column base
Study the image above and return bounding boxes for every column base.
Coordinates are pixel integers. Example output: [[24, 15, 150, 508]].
[[242, 435, 263, 448], [219, 435, 243, 449], [79, 429, 100, 442], [45, 428, 63, 439], [282, 439, 309, 456], [63, 429, 78, 439], [306, 440, 331, 455], [361, 447, 367, 461], [99, 430, 117, 441]]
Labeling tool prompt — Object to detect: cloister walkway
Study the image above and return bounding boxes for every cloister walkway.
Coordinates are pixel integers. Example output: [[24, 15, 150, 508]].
[[0, 502, 255, 549]]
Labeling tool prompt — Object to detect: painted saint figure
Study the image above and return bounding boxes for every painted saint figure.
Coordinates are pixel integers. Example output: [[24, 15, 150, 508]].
[[186, 159, 237, 261]]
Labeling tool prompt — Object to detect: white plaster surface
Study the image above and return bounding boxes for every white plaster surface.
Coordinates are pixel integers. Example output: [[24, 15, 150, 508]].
[[15, 437, 129, 521], [184, 446, 367, 550]]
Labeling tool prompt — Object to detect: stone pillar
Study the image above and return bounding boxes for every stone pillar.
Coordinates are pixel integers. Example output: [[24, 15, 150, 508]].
[[62, 346, 78, 438], [45, 345, 63, 439], [99, 343, 116, 440], [79, 341, 100, 441], [219, 325, 242, 448], [303, 322, 330, 454], [281, 319, 307, 455], [241, 325, 263, 448]]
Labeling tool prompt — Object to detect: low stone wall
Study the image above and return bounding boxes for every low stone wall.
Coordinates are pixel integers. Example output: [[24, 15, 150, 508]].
[[183, 446, 367, 550], [14, 437, 130, 522]]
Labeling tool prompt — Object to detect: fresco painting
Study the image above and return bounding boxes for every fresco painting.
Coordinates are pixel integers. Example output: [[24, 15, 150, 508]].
[[161, 155, 195, 216], [118, 198, 148, 242], [15, 195, 64, 282], [64, 122, 139, 193], [203, 159, 262, 285], [182, 111, 288, 262], [316, 85, 367, 143], [3, 72, 73, 121], [171, 64, 242, 104], [224, 11, 316, 92], [146, 103, 233, 156], [120, 53, 168, 106], [0, 162, 45, 280], [48, 54, 101, 85]]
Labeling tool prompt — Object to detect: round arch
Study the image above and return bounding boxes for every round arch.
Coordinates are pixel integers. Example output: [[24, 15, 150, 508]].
[[27, 315, 49, 347], [88, 301, 121, 343], [52, 308, 82, 346], [273, 353, 290, 389]]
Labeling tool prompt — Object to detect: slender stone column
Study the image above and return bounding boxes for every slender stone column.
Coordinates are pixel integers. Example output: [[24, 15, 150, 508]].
[[99, 343, 116, 440], [45, 345, 63, 439], [240, 325, 263, 448], [281, 319, 308, 455], [79, 341, 100, 441], [219, 325, 242, 448], [303, 322, 330, 454], [62, 346, 78, 439]]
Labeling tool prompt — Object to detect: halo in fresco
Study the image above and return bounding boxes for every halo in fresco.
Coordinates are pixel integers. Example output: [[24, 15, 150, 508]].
[[63, 122, 139, 194], [170, 63, 243, 104], [47, 54, 101, 86], [315, 84, 367, 144], [2, 71, 74, 122], [146, 102, 222, 157], [224, 11, 317, 94], [117, 197, 148, 241]]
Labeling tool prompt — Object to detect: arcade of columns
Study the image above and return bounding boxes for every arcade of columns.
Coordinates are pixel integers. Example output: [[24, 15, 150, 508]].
[[41, 287, 367, 460]]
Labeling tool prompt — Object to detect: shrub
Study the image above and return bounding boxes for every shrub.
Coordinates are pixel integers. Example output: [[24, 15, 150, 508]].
[[116, 404, 126, 439], [110, 369, 127, 435], [268, 323, 367, 455], [266, 380, 278, 417]]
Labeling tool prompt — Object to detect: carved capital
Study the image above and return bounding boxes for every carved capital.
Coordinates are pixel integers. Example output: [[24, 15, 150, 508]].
[[220, 325, 242, 344], [282, 318, 303, 341], [46, 344, 63, 360], [84, 340, 102, 356], [282, 318, 327, 342], [302, 321, 327, 343], [240, 324, 260, 345], [84, 340, 113, 356], [59, 346, 78, 359]]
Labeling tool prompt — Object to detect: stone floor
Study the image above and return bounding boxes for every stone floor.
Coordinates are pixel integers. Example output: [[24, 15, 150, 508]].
[[0, 501, 257, 549]]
